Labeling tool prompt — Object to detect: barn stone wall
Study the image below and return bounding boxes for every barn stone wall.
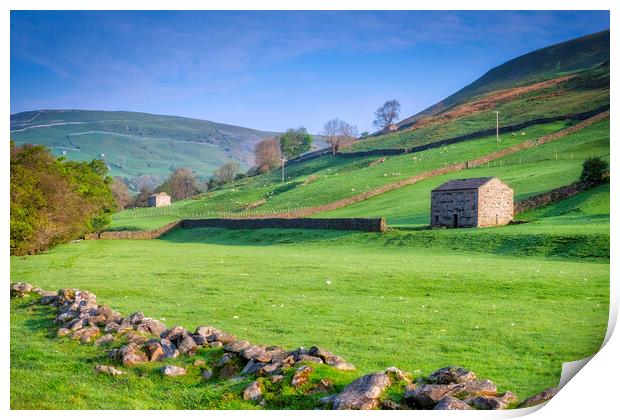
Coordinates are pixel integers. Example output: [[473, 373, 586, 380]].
[[430, 189, 478, 228], [477, 179, 514, 227]]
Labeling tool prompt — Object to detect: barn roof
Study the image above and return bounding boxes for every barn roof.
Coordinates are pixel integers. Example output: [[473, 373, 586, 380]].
[[432, 177, 496, 191]]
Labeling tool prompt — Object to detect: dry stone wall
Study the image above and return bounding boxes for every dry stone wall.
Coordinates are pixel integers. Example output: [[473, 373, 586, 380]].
[[85, 220, 183, 240], [514, 181, 603, 214], [181, 217, 387, 232], [11, 282, 557, 410]]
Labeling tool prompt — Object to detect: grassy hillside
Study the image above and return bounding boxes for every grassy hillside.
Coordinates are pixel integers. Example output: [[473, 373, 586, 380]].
[[350, 63, 609, 152], [398, 30, 610, 128], [322, 119, 609, 227], [10, 109, 328, 180], [109, 116, 608, 231]]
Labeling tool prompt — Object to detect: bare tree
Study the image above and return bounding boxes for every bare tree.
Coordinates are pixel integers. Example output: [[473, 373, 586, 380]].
[[110, 177, 133, 210], [254, 137, 282, 173], [323, 119, 358, 155], [133, 186, 153, 208], [212, 161, 240, 185], [373, 99, 401, 130], [168, 167, 200, 200]]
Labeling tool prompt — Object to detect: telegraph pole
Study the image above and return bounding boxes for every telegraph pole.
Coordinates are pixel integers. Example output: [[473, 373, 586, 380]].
[[493, 111, 500, 142], [281, 157, 285, 183]]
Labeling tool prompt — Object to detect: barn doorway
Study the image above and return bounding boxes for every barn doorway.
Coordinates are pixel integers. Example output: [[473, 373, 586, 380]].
[[453, 214, 459, 227]]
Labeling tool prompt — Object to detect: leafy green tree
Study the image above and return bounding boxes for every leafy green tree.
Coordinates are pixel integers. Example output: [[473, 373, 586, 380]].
[[279, 127, 312, 159], [10, 142, 116, 255], [580, 157, 608, 185]]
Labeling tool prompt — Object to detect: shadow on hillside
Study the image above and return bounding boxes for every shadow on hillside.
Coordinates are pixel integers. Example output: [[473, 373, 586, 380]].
[[157, 226, 363, 247]]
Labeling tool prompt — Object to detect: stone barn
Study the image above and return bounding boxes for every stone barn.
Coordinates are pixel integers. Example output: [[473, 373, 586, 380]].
[[430, 177, 513, 228], [147, 192, 171, 208]]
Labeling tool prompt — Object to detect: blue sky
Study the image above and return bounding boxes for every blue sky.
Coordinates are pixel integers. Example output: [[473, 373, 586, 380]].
[[10, 10, 609, 133]]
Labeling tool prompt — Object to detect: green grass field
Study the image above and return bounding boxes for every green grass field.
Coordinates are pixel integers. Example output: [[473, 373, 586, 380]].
[[11, 180, 610, 408]]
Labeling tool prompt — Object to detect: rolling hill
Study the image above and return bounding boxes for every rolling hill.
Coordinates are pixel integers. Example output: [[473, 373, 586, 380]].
[[105, 31, 609, 229], [397, 29, 610, 129], [9, 109, 327, 182]]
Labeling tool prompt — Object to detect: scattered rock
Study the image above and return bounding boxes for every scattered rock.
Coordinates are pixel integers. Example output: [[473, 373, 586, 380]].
[[97, 305, 121, 324], [309, 379, 334, 394], [145, 340, 165, 362], [466, 392, 517, 410], [519, 388, 556, 408], [94, 334, 115, 346], [319, 394, 337, 407], [208, 332, 236, 344], [292, 365, 313, 387], [162, 326, 189, 343], [57, 328, 71, 337], [332, 372, 392, 410], [217, 353, 243, 379], [201, 369, 214, 381], [404, 383, 466, 409], [122, 331, 148, 346], [327, 359, 356, 371], [161, 365, 187, 377], [72, 326, 101, 343], [259, 362, 282, 376], [193, 359, 206, 367], [208, 341, 223, 348], [271, 375, 284, 383], [128, 312, 145, 325], [243, 381, 263, 401], [428, 366, 476, 384], [40, 291, 58, 305], [380, 399, 404, 410], [224, 340, 251, 354], [160, 339, 179, 359], [456, 379, 497, 398], [11, 282, 33, 297], [195, 326, 221, 338], [104, 322, 121, 333], [95, 364, 124, 376], [177, 336, 197, 356], [308, 346, 355, 370], [434, 396, 472, 410], [242, 345, 284, 363], [241, 360, 266, 375], [384, 366, 410, 382], [192, 335, 208, 346], [120, 345, 149, 366], [294, 354, 323, 365], [137, 318, 167, 335]]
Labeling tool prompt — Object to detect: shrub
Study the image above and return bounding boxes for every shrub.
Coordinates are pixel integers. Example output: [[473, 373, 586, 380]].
[[580, 157, 608, 185]]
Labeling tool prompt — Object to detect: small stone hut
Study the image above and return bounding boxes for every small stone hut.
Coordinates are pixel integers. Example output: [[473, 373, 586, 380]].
[[430, 177, 513, 228], [147, 192, 171, 208]]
